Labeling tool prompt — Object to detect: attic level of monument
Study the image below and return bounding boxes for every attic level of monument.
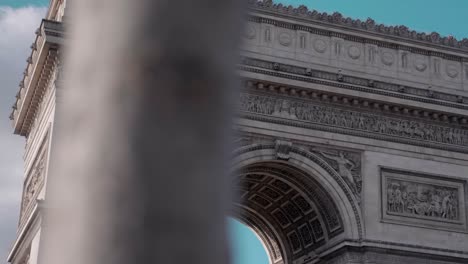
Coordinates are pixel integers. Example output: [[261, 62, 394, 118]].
[[249, 0, 468, 55]]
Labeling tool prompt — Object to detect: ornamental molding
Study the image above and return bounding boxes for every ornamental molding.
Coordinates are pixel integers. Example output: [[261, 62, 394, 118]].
[[237, 91, 468, 153], [247, 0, 468, 55], [240, 57, 468, 110], [10, 19, 63, 137]]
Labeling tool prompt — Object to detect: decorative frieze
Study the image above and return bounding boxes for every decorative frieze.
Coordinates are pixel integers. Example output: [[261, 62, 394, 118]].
[[381, 168, 466, 232], [238, 92, 468, 152]]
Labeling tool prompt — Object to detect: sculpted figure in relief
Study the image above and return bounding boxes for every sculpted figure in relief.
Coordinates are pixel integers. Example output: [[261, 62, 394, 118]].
[[387, 179, 459, 221], [238, 93, 468, 147], [319, 151, 356, 186], [313, 148, 361, 202]]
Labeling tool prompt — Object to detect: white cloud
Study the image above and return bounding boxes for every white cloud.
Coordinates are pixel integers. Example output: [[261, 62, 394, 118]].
[[0, 6, 47, 262]]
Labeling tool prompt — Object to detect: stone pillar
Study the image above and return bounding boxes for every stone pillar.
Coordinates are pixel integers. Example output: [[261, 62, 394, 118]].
[[39, 1, 243, 264]]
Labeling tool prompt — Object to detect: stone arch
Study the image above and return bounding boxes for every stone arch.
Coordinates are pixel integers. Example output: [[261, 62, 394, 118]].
[[230, 142, 363, 263]]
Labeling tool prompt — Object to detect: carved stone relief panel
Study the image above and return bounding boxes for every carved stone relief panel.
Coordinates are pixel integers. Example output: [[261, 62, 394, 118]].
[[381, 168, 466, 232], [311, 147, 362, 200], [238, 92, 468, 152], [20, 139, 48, 223]]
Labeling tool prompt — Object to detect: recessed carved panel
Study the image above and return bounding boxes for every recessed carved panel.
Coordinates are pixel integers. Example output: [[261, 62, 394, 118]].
[[250, 194, 272, 208], [288, 231, 302, 253], [292, 194, 313, 214], [298, 223, 314, 248], [272, 208, 291, 228], [381, 168, 467, 232], [310, 218, 325, 241], [282, 201, 302, 222]]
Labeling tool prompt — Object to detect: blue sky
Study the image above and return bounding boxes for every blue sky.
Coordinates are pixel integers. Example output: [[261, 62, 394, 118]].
[[0, 0, 48, 8], [1, 0, 468, 263], [228, 218, 270, 264], [277, 0, 468, 39]]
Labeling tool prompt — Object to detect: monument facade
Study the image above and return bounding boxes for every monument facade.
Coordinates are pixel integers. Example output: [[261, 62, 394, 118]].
[[7, 0, 468, 263]]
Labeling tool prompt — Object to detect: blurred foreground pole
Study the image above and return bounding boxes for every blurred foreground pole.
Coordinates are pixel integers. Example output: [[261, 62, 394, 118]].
[[40, 1, 243, 264]]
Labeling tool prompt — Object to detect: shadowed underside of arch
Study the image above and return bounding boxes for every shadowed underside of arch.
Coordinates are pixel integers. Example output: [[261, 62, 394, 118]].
[[232, 162, 345, 263]]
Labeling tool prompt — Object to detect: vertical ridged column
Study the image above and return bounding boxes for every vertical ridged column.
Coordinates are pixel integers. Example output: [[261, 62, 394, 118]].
[[40, 1, 243, 264]]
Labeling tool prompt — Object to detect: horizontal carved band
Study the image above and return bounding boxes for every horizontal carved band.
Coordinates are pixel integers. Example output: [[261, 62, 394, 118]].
[[238, 92, 468, 152]]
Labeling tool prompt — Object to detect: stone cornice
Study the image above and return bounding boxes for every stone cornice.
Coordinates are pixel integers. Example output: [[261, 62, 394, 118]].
[[239, 57, 468, 113], [248, 0, 468, 56], [10, 19, 63, 136]]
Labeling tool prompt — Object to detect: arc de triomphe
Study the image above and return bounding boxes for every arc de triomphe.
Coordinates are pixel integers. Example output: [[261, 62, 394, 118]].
[[7, 1, 468, 263]]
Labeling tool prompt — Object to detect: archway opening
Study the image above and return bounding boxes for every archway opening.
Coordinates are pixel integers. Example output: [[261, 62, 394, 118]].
[[230, 160, 349, 263], [228, 217, 270, 264]]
